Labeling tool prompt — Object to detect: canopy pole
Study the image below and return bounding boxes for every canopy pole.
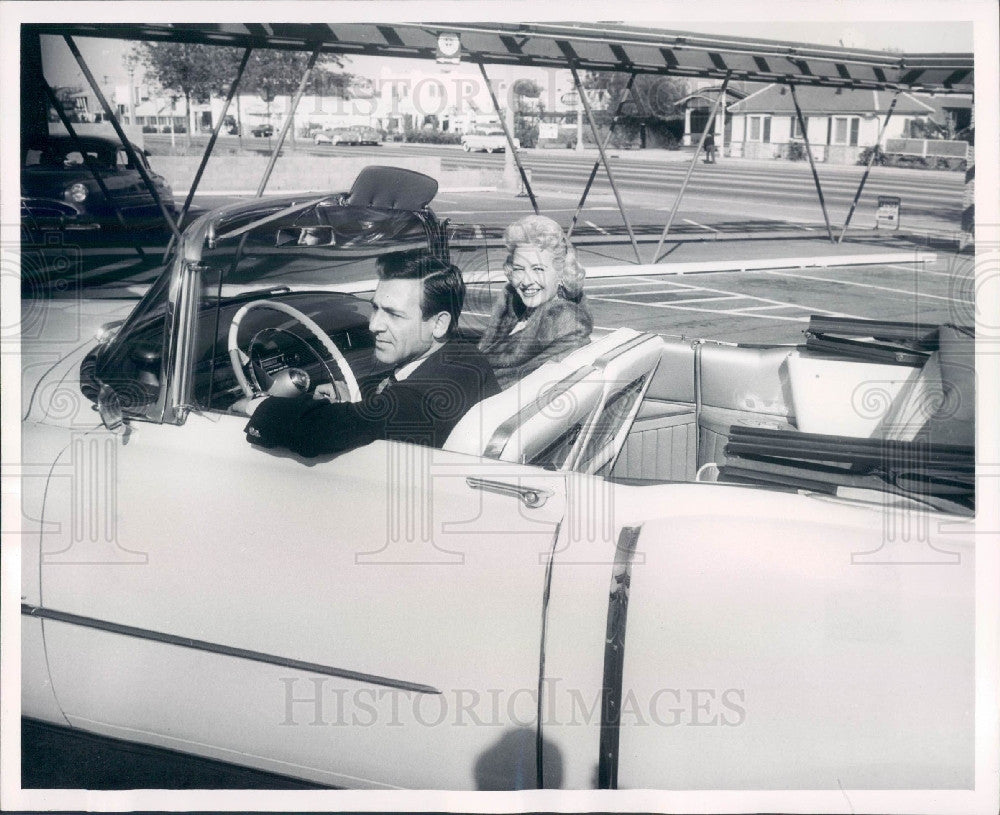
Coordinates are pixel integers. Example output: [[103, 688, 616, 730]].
[[651, 73, 730, 264], [170, 49, 252, 239], [837, 89, 901, 244], [568, 65, 641, 264], [788, 83, 835, 243], [64, 35, 182, 243], [478, 63, 539, 214], [39, 77, 146, 259], [256, 46, 320, 197], [567, 72, 638, 240]]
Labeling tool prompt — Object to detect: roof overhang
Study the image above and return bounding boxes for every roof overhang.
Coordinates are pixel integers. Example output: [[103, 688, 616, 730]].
[[28, 22, 974, 95]]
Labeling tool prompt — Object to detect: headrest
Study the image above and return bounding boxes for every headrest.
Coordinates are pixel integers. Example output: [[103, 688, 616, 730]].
[[347, 166, 439, 210]]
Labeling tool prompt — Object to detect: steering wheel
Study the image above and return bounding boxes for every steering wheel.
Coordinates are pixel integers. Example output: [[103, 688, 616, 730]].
[[227, 299, 361, 403]]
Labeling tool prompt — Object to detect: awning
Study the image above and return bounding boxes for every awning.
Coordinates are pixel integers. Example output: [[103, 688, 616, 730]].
[[30, 22, 974, 94]]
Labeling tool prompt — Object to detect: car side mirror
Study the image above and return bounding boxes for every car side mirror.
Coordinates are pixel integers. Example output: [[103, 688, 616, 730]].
[[129, 341, 162, 389]]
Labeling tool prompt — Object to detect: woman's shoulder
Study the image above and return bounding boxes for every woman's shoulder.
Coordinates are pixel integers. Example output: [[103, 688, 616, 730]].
[[536, 296, 593, 331]]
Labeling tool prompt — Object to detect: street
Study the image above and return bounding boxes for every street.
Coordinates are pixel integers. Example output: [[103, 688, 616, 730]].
[[146, 135, 965, 236]]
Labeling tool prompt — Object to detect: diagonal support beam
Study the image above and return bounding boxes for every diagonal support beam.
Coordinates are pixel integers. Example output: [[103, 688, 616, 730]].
[[788, 83, 835, 243], [166, 47, 252, 262], [256, 46, 321, 197], [569, 65, 641, 264], [478, 63, 539, 214], [837, 90, 901, 244], [39, 77, 145, 259], [568, 72, 639, 240], [64, 35, 182, 244], [165, 48, 252, 261], [651, 72, 730, 264]]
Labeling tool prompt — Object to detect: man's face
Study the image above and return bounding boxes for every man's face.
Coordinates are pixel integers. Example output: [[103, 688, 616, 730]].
[[369, 278, 437, 366]]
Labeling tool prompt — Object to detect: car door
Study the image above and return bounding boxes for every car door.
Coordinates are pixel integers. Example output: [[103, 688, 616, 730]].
[[38, 411, 570, 789]]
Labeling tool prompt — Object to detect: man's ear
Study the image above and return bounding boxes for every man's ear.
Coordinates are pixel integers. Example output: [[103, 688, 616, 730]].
[[430, 310, 452, 341]]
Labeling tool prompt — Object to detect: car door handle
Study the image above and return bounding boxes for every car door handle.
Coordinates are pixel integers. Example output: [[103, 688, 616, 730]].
[[466, 477, 553, 509]]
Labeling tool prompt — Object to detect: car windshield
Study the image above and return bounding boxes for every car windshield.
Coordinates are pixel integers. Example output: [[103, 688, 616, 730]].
[[23, 138, 143, 171], [91, 196, 496, 420]]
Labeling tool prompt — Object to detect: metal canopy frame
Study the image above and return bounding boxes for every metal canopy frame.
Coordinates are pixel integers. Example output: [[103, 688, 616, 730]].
[[26, 23, 975, 267]]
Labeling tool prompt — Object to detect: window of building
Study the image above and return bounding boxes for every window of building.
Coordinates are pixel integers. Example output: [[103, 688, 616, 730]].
[[748, 115, 771, 142], [791, 116, 808, 139], [831, 116, 860, 146]]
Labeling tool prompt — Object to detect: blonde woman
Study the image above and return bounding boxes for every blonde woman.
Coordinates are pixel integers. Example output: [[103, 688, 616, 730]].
[[478, 215, 593, 389]]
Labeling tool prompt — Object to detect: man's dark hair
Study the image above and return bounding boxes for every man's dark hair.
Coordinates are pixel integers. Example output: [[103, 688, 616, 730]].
[[376, 251, 465, 337]]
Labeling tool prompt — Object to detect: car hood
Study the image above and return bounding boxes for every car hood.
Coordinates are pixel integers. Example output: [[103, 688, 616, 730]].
[[22, 298, 139, 426]]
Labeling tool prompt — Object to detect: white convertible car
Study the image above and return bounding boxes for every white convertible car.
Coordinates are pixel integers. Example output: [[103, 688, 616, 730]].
[[20, 168, 975, 790]]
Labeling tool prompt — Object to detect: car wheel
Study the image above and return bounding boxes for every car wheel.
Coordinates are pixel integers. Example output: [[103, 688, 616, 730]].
[[463, 143, 471, 152], [486, 146, 495, 154]]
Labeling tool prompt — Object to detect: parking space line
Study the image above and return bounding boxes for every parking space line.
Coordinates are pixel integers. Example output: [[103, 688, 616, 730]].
[[759, 269, 968, 303], [586, 279, 673, 290], [592, 294, 745, 305], [682, 218, 720, 233], [585, 220, 609, 234], [883, 262, 973, 280], [593, 297, 817, 321], [736, 304, 802, 311]]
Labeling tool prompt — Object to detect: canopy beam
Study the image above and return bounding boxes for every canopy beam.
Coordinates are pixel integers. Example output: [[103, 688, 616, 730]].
[[568, 64, 641, 264], [39, 76, 146, 259], [165, 47, 252, 261], [567, 72, 640, 241], [478, 63, 539, 214], [256, 46, 321, 197], [788, 83, 835, 243], [64, 35, 182, 244], [651, 73, 731, 264], [837, 90, 901, 243]]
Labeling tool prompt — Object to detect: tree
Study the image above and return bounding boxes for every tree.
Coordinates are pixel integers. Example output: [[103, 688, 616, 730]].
[[512, 78, 543, 147], [138, 43, 244, 144], [583, 72, 689, 147], [138, 43, 351, 144], [241, 50, 351, 139]]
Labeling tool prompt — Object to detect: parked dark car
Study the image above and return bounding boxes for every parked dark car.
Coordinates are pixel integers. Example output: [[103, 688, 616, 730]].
[[21, 134, 177, 238], [251, 123, 275, 137]]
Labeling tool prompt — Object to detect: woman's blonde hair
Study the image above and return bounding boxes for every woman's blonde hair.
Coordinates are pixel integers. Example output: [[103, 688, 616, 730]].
[[503, 215, 586, 301]]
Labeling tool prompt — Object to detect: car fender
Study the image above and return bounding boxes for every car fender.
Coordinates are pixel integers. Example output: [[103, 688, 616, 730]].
[[540, 481, 974, 789]]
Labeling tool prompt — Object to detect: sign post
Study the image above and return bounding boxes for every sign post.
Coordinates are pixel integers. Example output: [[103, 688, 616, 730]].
[[875, 195, 901, 230]]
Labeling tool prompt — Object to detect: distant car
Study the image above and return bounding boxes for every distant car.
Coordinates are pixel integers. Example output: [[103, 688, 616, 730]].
[[251, 124, 275, 137], [20, 134, 177, 240], [314, 126, 361, 146], [350, 126, 383, 146], [461, 129, 519, 153]]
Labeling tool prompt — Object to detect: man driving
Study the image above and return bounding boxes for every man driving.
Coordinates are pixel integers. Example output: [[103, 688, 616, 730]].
[[242, 251, 500, 457]]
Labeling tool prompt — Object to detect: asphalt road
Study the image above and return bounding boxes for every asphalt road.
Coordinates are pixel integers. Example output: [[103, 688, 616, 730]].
[[145, 136, 965, 236]]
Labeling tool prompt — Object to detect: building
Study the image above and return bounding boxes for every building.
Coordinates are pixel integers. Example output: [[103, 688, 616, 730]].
[[725, 85, 937, 164]]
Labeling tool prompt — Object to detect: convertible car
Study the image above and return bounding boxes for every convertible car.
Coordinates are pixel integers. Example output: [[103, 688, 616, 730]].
[[20, 167, 975, 791]]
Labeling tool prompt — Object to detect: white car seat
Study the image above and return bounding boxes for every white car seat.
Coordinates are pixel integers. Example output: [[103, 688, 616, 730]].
[[444, 328, 663, 473]]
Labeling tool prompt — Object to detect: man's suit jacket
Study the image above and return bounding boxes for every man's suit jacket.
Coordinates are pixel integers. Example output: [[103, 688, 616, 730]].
[[244, 342, 500, 457]]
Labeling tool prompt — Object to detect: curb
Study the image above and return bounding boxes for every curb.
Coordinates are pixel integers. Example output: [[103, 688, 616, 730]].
[[174, 186, 496, 197]]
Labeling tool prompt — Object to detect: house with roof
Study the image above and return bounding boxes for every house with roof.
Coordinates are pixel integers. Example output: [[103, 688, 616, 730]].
[[724, 85, 937, 164]]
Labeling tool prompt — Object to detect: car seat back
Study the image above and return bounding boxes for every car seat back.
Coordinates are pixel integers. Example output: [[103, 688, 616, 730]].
[[443, 329, 660, 471], [346, 166, 439, 210], [564, 331, 665, 475]]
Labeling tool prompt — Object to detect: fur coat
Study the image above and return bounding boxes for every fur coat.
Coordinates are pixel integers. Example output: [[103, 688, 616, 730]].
[[478, 285, 593, 389]]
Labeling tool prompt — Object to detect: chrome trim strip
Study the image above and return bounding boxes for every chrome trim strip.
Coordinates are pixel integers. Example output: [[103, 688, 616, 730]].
[[483, 365, 597, 460], [21, 604, 440, 695], [597, 525, 642, 789]]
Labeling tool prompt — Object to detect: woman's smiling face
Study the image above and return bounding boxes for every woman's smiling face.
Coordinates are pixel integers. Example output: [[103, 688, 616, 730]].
[[506, 245, 560, 309]]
